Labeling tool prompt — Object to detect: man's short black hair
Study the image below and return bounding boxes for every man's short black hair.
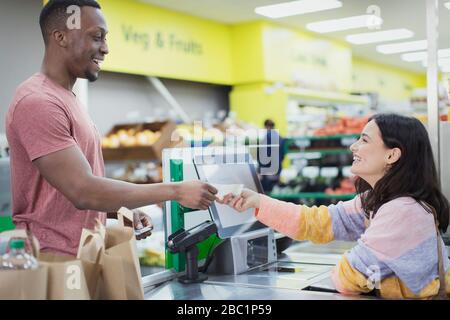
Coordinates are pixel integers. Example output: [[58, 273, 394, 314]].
[[39, 0, 101, 45], [264, 119, 275, 128]]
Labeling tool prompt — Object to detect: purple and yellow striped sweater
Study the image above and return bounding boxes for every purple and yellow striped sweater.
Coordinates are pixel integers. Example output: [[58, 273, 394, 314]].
[[255, 195, 450, 299]]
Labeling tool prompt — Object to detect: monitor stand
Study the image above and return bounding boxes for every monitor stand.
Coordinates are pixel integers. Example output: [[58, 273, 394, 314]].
[[206, 228, 277, 275]]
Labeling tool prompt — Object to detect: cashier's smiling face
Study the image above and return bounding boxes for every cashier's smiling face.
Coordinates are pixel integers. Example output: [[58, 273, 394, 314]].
[[349, 120, 399, 188], [65, 6, 109, 82]]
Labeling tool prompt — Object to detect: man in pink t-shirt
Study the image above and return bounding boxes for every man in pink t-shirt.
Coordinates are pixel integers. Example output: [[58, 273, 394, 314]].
[[5, 0, 217, 256]]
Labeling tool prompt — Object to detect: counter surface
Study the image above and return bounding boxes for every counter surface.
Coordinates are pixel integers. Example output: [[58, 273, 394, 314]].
[[144, 240, 373, 300]]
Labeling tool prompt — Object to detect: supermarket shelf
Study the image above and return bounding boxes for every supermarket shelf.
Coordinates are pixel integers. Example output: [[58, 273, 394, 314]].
[[284, 88, 369, 105], [286, 148, 352, 156], [269, 192, 356, 200]]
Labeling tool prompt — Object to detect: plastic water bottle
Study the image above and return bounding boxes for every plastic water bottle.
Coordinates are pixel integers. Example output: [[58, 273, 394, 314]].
[[0, 236, 8, 255], [1, 239, 39, 270]]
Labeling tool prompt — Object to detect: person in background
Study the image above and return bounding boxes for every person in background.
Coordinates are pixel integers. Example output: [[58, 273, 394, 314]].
[[221, 113, 450, 299], [5, 0, 217, 257], [258, 119, 286, 193]]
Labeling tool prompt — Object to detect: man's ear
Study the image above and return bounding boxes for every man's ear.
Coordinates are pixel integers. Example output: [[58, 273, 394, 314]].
[[386, 147, 401, 165], [52, 30, 68, 48]]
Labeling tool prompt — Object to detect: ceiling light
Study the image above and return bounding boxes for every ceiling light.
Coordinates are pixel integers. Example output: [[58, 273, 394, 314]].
[[401, 48, 450, 62], [255, 0, 342, 19], [376, 40, 427, 54], [444, 2, 450, 9], [346, 28, 414, 45], [307, 15, 383, 33]]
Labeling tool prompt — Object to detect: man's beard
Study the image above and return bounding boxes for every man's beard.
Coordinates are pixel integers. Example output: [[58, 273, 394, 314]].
[[85, 70, 99, 82]]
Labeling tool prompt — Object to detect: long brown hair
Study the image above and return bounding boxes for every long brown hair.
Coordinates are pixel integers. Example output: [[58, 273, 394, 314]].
[[356, 113, 449, 233]]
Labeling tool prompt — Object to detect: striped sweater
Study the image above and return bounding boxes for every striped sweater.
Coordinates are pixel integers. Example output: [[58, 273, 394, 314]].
[[256, 195, 450, 299]]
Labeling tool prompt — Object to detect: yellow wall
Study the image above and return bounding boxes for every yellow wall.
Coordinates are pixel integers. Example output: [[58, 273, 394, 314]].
[[230, 83, 287, 135], [352, 57, 426, 101], [231, 22, 265, 84]]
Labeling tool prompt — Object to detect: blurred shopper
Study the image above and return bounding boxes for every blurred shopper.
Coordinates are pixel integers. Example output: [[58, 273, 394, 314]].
[[221, 113, 449, 299], [258, 119, 286, 193], [5, 0, 217, 256]]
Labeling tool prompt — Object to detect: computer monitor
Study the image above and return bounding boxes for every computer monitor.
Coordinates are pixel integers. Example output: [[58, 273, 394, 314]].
[[193, 152, 266, 239]]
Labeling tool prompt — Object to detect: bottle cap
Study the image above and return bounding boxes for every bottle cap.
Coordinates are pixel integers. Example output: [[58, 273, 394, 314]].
[[9, 239, 25, 250]]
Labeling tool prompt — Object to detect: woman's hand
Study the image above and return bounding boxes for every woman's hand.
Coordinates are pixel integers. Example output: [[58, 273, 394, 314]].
[[217, 188, 260, 212]]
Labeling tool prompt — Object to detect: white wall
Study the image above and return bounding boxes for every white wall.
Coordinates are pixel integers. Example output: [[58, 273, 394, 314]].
[[88, 72, 230, 136], [0, 0, 45, 133]]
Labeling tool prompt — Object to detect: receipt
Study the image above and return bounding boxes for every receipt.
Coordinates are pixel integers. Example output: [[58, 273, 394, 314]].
[[211, 183, 244, 201]]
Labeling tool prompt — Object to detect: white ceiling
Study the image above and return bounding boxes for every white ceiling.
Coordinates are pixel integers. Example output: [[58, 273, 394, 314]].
[[140, 0, 450, 74]]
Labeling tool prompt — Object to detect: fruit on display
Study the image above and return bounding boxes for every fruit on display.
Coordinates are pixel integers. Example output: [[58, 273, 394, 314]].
[[102, 128, 161, 148], [215, 115, 262, 145], [325, 177, 356, 195], [111, 162, 162, 184], [173, 124, 224, 145], [314, 116, 369, 136]]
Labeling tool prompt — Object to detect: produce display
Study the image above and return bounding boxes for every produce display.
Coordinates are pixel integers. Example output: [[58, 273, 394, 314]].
[[172, 116, 262, 146], [173, 124, 224, 145], [273, 171, 355, 195], [313, 116, 369, 136], [109, 162, 162, 184], [324, 177, 356, 195], [102, 128, 161, 148]]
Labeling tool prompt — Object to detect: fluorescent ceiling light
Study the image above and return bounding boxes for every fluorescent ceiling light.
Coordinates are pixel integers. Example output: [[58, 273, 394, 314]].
[[401, 48, 450, 62], [255, 0, 342, 19], [376, 40, 427, 54], [346, 28, 414, 45], [307, 15, 383, 33], [444, 2, 450, 9]]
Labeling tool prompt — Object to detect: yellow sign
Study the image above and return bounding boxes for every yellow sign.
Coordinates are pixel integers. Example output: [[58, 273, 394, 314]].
[[261, 23, 353, 92], [97, 0, 232, 84]]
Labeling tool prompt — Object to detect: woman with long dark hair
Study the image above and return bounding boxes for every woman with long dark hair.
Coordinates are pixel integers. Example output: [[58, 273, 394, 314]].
[[220, 113, 449, 299]]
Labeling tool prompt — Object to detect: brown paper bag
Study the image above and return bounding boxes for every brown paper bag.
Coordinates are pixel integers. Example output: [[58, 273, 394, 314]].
[[39, 237, 103, 300], [79, 208, 144, 300], [0, 229, 48, 300]]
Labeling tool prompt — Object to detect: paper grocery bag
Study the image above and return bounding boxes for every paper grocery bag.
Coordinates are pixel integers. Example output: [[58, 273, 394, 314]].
[[0, 229, 48, 300], [39, 247, 102, 300], [100, 208, 144, 300], [79, 209, 144, 300], [0, 266, 48, 300]]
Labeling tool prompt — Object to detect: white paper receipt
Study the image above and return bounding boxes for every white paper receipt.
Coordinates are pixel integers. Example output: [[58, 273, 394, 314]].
[[211, 183, 244, 201]]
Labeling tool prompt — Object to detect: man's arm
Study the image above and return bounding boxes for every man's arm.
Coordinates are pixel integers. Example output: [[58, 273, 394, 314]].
[[34, 145, 217, 212]]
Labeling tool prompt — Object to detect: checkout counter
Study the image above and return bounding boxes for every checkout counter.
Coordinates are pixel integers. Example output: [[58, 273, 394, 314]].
[[142, 147, 376, 300], [143, 240, 369, 300]]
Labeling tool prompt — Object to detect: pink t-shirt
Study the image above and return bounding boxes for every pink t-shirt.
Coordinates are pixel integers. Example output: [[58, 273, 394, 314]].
[[5, 73, 106, 256]]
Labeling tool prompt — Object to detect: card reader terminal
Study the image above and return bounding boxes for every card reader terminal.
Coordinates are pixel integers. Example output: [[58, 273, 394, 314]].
[[167, 221, 218, 283]]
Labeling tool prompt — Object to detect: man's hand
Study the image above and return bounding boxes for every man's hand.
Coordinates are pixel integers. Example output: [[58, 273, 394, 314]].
[[133, 208, 153, 240], [217, 188, 260, 212], [176, 181, 218, 210]]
